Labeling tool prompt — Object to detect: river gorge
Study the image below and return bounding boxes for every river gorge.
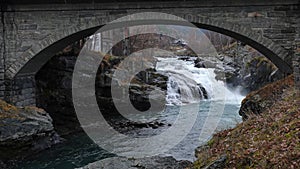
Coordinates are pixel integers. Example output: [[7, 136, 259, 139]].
[[13, 54, 246, 168], [0, 29, 288, 169], [1, 2, 299, 168]]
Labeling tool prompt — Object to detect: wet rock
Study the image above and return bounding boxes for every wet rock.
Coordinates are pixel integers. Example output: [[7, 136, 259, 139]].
[[77, 156, 192, 169], [195, 145, 210, 159], [194, 44, 284, 93], [0, 160, 6, 168], [204, 155, 227, 169], [36, 55, 81, 135], [195, 145, 227, 169], [195, 62, 206, 68], [112, 120, 167, 132], [36, 53, 169, 136], [194, 57, 204, 65], [201, 60, 218, 68], [178, 56, 194, 61], [238, 94, 266, 120], [0, 100, 61, 162], [194, 58, 218, 69], [223, 47, 284, 92], [198, 84, 208, 99], [239, 75, 294, 120]]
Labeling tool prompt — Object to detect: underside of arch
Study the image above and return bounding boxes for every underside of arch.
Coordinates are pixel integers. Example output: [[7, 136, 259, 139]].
[[9, 18, 293, 79], [12, 26, 102, 78]]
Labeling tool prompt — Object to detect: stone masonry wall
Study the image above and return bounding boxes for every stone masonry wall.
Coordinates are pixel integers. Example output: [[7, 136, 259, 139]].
[[0, 9, 5, 99], [1, 1, 299, 106], [4, 75, 36, 106], [294, 11, 300, 90], [3, 3, 299, 77]]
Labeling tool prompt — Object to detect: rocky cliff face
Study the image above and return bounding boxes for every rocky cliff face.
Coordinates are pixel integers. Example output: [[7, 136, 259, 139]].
[[36, 50, 169, 135], [194, 43, 284, 94], [239, 75, 294, 120], [36, 54, 79, 135], [77, 156, 192, 169], [35, 40, 283, 135], [95, 53, 168, 111], [0, 100, 60, 166]]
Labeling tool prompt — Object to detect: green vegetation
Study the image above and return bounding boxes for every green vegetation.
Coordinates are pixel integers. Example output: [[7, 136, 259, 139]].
[[193, 75, 300, 169]]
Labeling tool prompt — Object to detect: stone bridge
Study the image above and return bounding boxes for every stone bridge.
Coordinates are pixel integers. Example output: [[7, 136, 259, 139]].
[[0, 0, 299, 106]]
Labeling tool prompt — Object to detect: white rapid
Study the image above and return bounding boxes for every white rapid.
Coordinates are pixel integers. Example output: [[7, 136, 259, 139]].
[[155, 56, 244, 105]]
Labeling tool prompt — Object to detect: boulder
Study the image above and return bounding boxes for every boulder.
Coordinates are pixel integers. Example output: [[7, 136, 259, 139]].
[[194, 59, 218, 69], [194, 57, 204, 65], [239, 75, 294, 120], [76, 156, 192, 169], [204, 155, 227, 169], [0, 100, 60, 162], [193, 43, 285, 93]]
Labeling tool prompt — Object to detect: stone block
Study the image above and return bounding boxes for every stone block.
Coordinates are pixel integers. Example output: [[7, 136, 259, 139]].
[[267, 11, 286, 17], [263, 29, 281, 34], [274, 6, 291, 11], [281, 27, 296, 33], [18, 24, 38, 30], [286, 10, 300, 17]]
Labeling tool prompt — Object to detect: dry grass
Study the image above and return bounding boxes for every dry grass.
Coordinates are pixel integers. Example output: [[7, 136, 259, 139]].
[[0, 100, 20, 119], [193, 75, 300, 169]]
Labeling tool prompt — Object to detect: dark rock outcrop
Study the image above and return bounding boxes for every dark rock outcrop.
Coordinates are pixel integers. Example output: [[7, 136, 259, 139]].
[[193, 44, 285, 93], [239, 75, 294, 120], [194, 145, 227, 169], [227, 55, 284, 92], [77, 156, 192, 169], [36, 52, 169, 135], [203, 155, 227, 169], [36, 55, 80, 135], [0, 100, 60, 164]]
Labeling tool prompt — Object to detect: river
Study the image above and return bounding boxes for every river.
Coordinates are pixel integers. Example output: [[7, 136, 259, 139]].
[[15, 56, 244, 169]]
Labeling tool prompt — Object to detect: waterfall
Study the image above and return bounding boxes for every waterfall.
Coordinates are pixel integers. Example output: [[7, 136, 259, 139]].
[[166, 74, 205, 105], [155, 56, 244, 105]]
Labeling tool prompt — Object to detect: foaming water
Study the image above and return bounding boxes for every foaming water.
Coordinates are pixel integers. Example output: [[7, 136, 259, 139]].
[[155, 56, 244, 105], [153, 56, 245, 161]]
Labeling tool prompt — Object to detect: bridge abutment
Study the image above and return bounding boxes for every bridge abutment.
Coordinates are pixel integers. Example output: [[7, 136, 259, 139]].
[[4, 75, 36, 106], [0, 11, 5, 99]]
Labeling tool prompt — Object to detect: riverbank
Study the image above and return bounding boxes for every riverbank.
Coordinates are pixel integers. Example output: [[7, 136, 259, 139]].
[[0, 100, 61, 168], [0, 39, 294, 168], [193, 75, 300, 168]]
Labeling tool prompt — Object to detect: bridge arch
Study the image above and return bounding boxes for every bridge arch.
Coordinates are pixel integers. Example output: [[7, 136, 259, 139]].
[[7, 15, 293, 79]]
